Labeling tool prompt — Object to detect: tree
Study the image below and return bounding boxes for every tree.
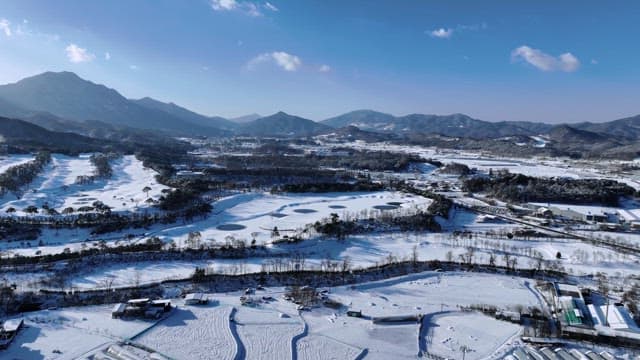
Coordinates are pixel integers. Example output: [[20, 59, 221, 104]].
[[142, 186, 152, 198], [411, 245, 419, 265], [24, 205, 38, 214], [597, 273, 611, 326], [556, 251, 562, 259], [100, 276, 115, 292], [445, 250, 454, 262], [187, 231, 202, 249]]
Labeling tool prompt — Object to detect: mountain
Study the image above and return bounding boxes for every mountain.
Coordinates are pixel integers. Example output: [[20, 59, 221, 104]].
[[322, 110, 535, 138], [547, 124, 613, 144], [322, 110, 396, 129], [239, 112, 333, 137], [0, 116, 116, 154], [572, 114, 640, 141], [320, 125, 397, 142], [0, 72, 226, 136], [0, 97, 33, 119], [133, 97, 237, 131], [229, 113, 262, 123]]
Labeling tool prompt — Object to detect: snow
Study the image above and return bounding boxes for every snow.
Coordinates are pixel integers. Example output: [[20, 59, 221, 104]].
[[2, 271, 545, 359], [2, 305, 154, 359], [296, 335, 362, 360], [0, 154, 168, 215], [0, 154, 34, 173], [424, 312, 521, 360], [235, 306, 303, 360], [136, 305, 237, 360], [154, 191, 431, 248]]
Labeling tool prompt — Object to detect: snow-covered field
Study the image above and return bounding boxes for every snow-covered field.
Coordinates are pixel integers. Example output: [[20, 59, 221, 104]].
[[0, 154, 34, 173], [4, 271, 542, 359], [0, 154, 168, 215], [2, 305, 154, 359], [235, 307, 304, 360], [153, 191, 431, 247], [424, 312, 520, 360], [136, 305, 237, 360], [296, 335, 362, 360], [58, 208, 639, 290]]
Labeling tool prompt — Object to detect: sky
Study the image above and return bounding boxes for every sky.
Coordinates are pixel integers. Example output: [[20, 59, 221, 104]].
[[0, 0, 638, 123]]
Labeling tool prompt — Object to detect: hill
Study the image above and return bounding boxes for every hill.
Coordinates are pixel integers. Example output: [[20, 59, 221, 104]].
[[239, 112, 332, 137], [133, 97, 237, 131], [0, 72, 225, 136]]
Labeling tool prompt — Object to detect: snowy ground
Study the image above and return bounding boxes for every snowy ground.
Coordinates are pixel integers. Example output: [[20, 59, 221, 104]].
[[423, 312, 520, 360], [4, 271, 543, 359], [2, 305, 154, 360], [152, 191, 432, 248], [0, 154, 34, 173], [0, 154, 168, 215], [54, 208, 639, 290], [136, 305, 236, 360]]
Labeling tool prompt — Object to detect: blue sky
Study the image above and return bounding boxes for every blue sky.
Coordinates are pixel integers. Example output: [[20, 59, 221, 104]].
[[0, 0, 638, 122]]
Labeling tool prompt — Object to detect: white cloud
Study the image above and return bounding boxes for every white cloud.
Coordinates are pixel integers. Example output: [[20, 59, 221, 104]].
[[104, 52, 111, 61], [211, 0, 238, 11], [511, 45, 580, 72], [0, 18, 12, 37], [129, 65, 138, 70], [248, 51, 302, 71], [318, 64, 331, 72], [211, 0, 269, 16], [264, 2, 278, 11], [65, 43, 95, 63], [429, 28, 453, 39]]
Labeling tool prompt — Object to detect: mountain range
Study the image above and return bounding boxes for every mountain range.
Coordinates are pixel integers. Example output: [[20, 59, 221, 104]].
[[0, 71, 639, 149]]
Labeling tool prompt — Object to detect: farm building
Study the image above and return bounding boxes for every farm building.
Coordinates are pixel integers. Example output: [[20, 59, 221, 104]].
[[0, 318, 23, 349], [111, 298, 171, 320], [185, 293, 208, 305], [112, 303, 126, 319], [151, 299, 173, 312]]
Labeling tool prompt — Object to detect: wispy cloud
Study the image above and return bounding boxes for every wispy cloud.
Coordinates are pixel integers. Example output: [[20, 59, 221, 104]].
[[318, 64, 331, 73], [129, 64, 138, 70], [264, 2, 278, 12], [428, 22, 487, 39], [429, 28, 453, 39], [104, 52, 111, 61], [0, 18, 12, 37], [210, 0, 278, 17], [248, 51, 302, 71], [511, 45, 580, 72], [65, 43, 95, 63]]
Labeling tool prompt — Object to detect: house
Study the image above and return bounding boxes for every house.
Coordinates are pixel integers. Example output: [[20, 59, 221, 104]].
[[0, 318, 24, 349], [185, 293, 208, 305], [127, 298, 151, 307], [151, 299, 172, 312], [111, 303, 126, 319]]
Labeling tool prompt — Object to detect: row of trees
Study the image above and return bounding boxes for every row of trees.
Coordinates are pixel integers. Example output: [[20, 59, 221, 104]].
[[0, 151, 51, 194], [463, 171, 636, 206]]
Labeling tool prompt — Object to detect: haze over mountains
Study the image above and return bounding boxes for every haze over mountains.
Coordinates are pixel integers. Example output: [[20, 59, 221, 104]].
[[0, 71, 639, 144]]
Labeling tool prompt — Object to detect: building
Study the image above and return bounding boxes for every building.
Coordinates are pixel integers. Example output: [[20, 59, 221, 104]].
[[184, 293, 208, 305], [111, 298, 171, 320], [0, 318, 24, 349], [111, 303, 126, 319]]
